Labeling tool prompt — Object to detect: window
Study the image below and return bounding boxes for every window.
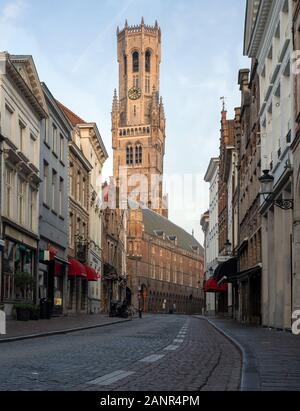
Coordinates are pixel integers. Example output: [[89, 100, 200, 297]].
[[82, 177, 86, 208], [5, 105, 13, 141], [52, 124, 57, 154], [59, 178, 64, 216], [18, 177, 26, 225], [18, 121, 25, 151], [126, 146, 134, 165], [133, 75, 139, 88], [30, 133, 37, 165], [44, 119, 49, 145], [43, 162, 49, 205], [29, 187, 36, 230], [135, 145, 142, 165], [76, 218, 81, 237], [76, 171, 81, 203], [132, 51, 139, 73], [69, 163, 74, 197], [60, 134, 64, 162], [52, 170, 57, 211], [5, 168, 13, 217], [124, 55, 127, 76], [145, 76, 150, 94], [145, 50, 151, 72]]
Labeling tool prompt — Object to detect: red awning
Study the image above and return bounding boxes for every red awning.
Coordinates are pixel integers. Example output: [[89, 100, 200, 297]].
[[204, 278, 228, 293], [68, 258, 87, 278], [54, 262, 63, 277], [85, 265, 100, 282]]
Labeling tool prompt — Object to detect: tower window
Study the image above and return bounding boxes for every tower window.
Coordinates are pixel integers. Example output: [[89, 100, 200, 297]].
[[124, 55, 127, 76], [145, 76, 150, 94], [126, 145, 134, 165], [132, 51, 139, 73], [135, 145, 142, 165], [145, 50, 151, 73], [133, 75, 139, 88], [134, 106, 136, 117]]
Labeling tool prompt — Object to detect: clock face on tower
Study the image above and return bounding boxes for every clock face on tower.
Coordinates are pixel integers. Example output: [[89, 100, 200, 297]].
[[128, 87, 142, 100]]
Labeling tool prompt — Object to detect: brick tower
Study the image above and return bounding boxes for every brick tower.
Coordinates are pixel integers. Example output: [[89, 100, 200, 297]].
[[112, 18, 168, 217]]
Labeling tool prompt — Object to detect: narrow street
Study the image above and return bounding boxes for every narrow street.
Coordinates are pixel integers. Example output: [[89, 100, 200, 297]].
[[0, 316, 241, 391]]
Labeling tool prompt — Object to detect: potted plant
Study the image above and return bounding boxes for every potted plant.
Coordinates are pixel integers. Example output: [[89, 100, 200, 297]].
[[29, 305, 40, 321], [14, 303, 31, 321]]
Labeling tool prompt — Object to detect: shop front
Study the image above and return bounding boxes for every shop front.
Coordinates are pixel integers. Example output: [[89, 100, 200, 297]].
[[1, 224, 38, 318], [38, 245, 68, 317]]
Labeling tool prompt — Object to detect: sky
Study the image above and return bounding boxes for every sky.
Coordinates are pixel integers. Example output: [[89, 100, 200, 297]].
[[0, 0, 249, 245]]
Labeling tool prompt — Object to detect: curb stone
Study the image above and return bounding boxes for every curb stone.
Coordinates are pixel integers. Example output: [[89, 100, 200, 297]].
[[0, 318, 132, 344], [194, 316, 261, 391]]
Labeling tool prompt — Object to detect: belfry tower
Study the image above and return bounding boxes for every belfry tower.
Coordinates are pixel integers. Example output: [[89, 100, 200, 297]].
[[112, 18, 168, 217]]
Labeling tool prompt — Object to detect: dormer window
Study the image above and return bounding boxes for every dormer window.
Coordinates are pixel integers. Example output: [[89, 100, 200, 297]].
[[168, 235, 177, 245], [191, 245, 199, 253], [154, 230, 165, 239]]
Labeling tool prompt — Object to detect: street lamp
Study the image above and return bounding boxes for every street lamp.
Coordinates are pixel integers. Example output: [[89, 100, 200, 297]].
[[259, 170, 294, 210], [224, 240, 232, 256]]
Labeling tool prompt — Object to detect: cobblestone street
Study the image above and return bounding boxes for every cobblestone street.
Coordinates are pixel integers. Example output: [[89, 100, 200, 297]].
[[0, 315, 241, 391]]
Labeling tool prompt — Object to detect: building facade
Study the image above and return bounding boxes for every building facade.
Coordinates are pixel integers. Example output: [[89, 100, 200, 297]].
[[233, 64, 263, 325], [76, 123, 108, 313], [292, 0, 300, 318], [58, 104, 92, 314], [38, 83, 71, 316], [245, 0, 294, 330], [112, 20, 204, 313], [102, 181, 128, 313], [0, 53, 47, 317], [202, 158, 220, 315]]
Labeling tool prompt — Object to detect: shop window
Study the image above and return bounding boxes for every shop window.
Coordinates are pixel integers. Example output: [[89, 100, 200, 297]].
[[2, 240, 34, 301]]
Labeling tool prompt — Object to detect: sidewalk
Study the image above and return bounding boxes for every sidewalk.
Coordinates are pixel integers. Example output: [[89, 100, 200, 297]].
[[197, 316, 300, 391], [0, 314, 130, 343]]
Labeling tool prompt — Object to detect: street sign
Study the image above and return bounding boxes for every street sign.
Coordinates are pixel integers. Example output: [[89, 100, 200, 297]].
[[0, 310, 6, 335]]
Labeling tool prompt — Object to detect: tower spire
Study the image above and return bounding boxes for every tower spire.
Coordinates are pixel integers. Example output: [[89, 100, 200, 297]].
[[112, 88, 119, 112], [141, 16, 144, 26], [125, 19, 128, 29]]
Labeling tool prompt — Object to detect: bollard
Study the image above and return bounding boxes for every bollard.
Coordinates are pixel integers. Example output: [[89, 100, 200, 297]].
[[0, 310, 6, 335]]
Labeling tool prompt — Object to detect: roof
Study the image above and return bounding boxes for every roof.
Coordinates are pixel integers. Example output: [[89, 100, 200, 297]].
[[141, 207, 203, 256], [56, 100, 86, 126]]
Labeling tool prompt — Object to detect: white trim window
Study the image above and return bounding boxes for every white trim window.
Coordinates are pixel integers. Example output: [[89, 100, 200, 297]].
[[18, 121, 26, 152], [60, 133, 64, 162], [52, 169, 57, 211], [52, 124, 58, 154], [59, 178, 64, 216], [43, 162, 49, 205], [28, 187, 36, 231], [5, 168, 14, 218], [5, 104, 14, 142], [18, 177, 26, 225]]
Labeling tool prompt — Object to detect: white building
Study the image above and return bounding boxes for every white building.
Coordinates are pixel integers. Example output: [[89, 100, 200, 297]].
[[244, 0, 294, 329], [201, 157, 220, 315], [0, 53, 47, 316], [77, 123, 108, 313]]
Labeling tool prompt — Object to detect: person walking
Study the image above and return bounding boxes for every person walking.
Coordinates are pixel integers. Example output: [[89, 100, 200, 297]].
[[138, 307, 143, 319]]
